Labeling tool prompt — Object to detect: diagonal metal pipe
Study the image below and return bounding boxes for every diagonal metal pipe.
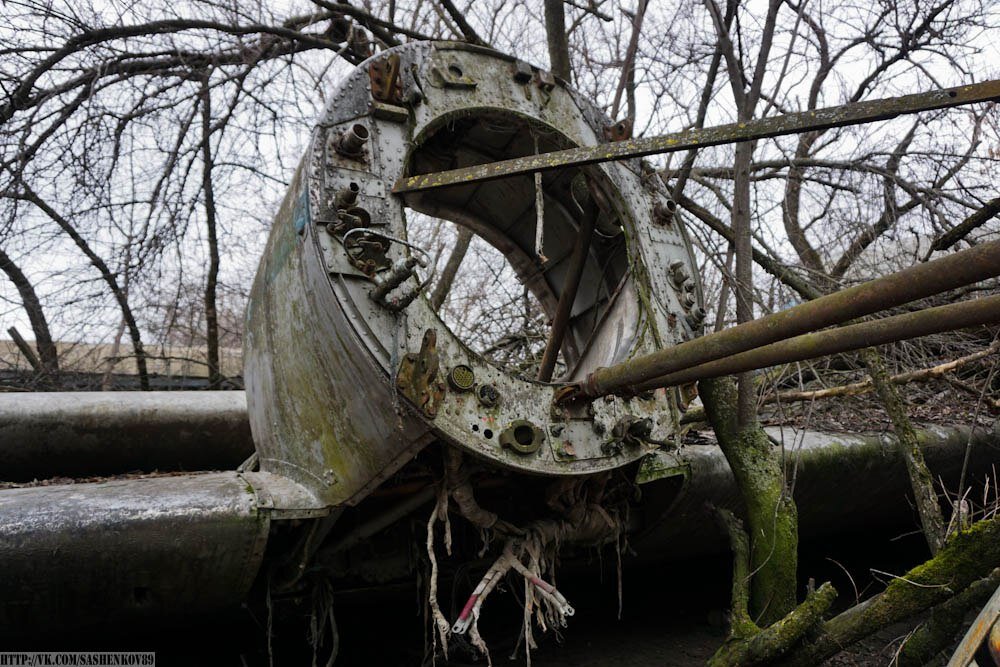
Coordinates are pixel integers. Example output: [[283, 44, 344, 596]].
[[537, 214, 596, 382], [565, 239, 1000, 401], [631, 294, 1000, 392], [394, 79, 1000, 194]]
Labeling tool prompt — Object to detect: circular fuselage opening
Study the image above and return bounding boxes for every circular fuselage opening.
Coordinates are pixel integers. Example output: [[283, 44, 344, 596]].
[[402, 111, 635, 381]]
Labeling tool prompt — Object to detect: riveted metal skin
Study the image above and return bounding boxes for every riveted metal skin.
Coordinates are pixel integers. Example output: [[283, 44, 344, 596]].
[[244, 41, 703, 505]]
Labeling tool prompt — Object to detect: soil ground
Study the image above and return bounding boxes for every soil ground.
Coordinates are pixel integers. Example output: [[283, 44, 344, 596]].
[[95, 524, 936, 666]]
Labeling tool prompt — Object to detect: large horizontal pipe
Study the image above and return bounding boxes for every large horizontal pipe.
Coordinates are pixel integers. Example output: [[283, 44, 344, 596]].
[[632, 294, 1000, 392], [0, 471, 269, 639], [0, 391, 253, 481], [634, 421, 1000, 560], [568, 239, 1000, 401]]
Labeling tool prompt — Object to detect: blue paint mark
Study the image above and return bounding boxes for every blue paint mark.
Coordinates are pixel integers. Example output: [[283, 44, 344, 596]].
[[293, 187, 311, 234]]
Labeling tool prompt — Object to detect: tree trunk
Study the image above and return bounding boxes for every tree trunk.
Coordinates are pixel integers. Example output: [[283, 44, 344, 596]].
[[862, 347, 946, 553], [544, 0, 571, 81], [430, 227, 473, 312], [20, 189, 149, 389], [0, 246, 58, 372], [731, 139, 756, 427], [610, 0, 648, 122], [701, 376, 799, 626], [200, 75, 222, 389]]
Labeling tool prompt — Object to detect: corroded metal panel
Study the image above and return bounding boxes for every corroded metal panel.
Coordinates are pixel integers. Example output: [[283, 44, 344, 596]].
[[244, 153, 434, 506]]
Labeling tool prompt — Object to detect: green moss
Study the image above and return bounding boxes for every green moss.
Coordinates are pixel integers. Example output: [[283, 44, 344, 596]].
[[897, 570, 1000, 667], [701, 376, 799, 626], [710, 583, 837, 667], [784, 517, 1000, 666]]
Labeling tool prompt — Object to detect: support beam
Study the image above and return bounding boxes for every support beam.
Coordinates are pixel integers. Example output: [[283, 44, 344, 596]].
[[633, 294, 1000, 392], [563, 239, 1000, 401], [394, 79, 1000, 194], [537, 215, 596, 381]]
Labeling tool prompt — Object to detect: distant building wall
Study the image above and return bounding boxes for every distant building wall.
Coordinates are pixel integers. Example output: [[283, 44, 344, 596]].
[[0, 339, 243, 379]]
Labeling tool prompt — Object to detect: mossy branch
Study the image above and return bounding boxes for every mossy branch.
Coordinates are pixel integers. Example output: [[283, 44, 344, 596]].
[[779, 516, 1000, 666], [713, 507, 758, 639], [862, 347, 946, 554], [897, 568, 1000, 667], [709, 581, 838, 667], [709, 506, 838, 667]]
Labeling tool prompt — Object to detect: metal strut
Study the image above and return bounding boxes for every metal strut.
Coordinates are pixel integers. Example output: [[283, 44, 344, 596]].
[[631, 293, 1000, 393], [537, 214, 596, 382], [393, 79, 1000, 194], [560, 239, 1000, 402]]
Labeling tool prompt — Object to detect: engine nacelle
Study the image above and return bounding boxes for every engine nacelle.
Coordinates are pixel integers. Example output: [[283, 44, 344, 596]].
[[244, 41, 703, 507]]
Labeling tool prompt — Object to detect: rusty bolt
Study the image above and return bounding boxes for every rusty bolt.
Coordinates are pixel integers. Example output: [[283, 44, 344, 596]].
[[513, 60, 533, 84]]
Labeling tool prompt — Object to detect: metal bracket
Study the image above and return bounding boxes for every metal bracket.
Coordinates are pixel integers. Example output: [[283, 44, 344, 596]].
[[430, 63, 477, 89], [396, 330, 446, 419], [370, 54, 403, 104], [604, 118, 633, 142], [342, 233, 391, 276], [607, 415, 674, 454], [499, 420, 545, 455]]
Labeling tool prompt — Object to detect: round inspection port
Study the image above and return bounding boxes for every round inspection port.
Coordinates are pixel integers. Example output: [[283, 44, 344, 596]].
[[477, 383, 500, 407], [448, 365, 475, 392], [499, 420, 544, 455]]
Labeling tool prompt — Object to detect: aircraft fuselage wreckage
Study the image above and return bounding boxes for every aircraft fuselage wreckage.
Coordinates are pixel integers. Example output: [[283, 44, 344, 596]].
[[2, 42, 1000, 653]]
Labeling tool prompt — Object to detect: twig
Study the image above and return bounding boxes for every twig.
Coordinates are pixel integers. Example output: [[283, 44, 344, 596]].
[[953, 342, 1000, 539], [680, 341, 1000, 424], [6, 326, 41, 371]]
